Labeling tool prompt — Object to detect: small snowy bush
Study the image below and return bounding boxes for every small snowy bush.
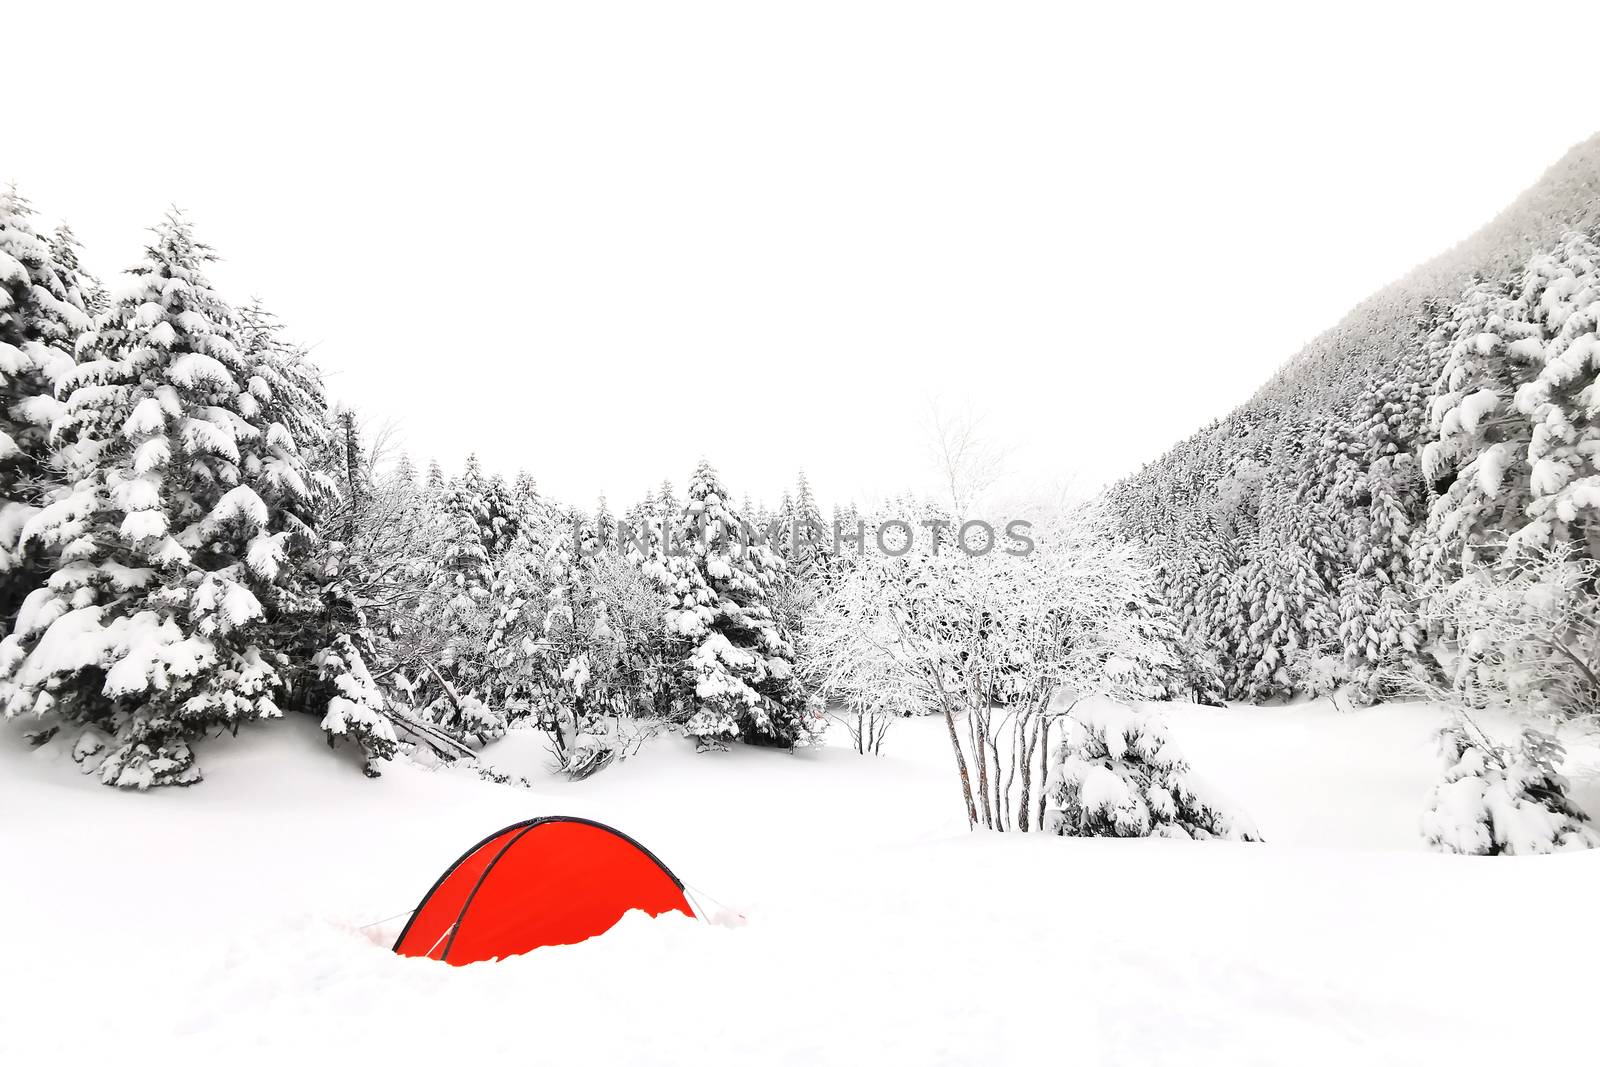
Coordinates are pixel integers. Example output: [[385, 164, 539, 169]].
[[1045, 696, 1260, 841], [1421, 722, 1599, 855]]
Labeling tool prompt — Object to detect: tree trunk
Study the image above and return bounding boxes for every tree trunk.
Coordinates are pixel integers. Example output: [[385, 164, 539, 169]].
[[987, 718, 1004, 830], [972, 708, 993, 829], [1036, 715, 1052, 831], [941, 697, 979, 828], [1018, 709, 1036, 833]]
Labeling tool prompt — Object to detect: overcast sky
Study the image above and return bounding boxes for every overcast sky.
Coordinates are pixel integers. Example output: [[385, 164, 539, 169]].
[[7, 1, 1599, 509]]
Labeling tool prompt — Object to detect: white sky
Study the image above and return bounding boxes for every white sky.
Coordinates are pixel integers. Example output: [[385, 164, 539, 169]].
[[7, 1, 1599, 510]]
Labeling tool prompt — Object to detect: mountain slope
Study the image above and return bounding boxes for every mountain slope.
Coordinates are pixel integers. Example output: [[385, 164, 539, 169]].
[[1110, 132, 1600, 705]]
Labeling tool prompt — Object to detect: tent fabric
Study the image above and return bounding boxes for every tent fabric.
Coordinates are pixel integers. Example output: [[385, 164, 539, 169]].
[[392, 816, 694, 965]]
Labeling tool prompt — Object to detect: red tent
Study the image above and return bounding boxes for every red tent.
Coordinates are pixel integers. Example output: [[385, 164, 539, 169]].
[[393, 816, 694, 965]]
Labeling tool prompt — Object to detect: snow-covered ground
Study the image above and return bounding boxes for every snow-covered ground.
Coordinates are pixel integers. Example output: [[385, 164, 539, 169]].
[[3, 702, 1596, 1065]]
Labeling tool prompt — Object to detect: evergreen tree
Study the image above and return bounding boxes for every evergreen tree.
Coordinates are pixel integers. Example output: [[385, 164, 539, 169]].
[[392, 452, 417, 488], [1507, 230, 1600, 557], [421, 454, 504, 740], [774, 489, 795, 559], [510, 470, 547, 547], [657, 461, 808, 750], [284, 388, 400, 773], [0, 187, 91, 621], [49, 223, 104, 315], [0, 214, 341, 786], [790, 470, 827, 575], [1418, 275, 1542, 578], [593, 493, 615, 552], [1338, 454, 1424, 702], [481, 473, 522, 559]]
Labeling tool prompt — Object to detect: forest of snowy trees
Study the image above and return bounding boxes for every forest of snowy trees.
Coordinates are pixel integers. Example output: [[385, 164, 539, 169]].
[[5, 133, 1600, 855], [0, 186, 1180, 802]]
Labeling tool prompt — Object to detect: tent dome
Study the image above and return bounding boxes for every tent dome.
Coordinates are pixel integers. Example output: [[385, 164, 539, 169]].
[[393, 816, 694, 964]]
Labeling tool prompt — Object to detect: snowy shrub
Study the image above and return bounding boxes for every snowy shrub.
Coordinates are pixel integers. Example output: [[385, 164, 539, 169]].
[[1045, 696, 1260, 841], [548, 712, 659, 781], [1421, 722, 1599, 855]]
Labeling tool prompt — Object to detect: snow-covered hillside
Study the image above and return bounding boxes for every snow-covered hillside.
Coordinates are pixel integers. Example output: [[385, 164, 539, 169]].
[[3, 704, 1594, 1066]]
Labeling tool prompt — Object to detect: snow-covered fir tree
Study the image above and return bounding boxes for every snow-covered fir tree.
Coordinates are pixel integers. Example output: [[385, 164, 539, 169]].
[[0, 187, 92, 621], [788, 471, 827, 574], [593, 493, 615, 552], [1337, 453, 1424, 703], [0, 214, 355, 786], [651, 460, 809, 750], [1419, 275, 1546, 576], [419, 454, 506, 742]]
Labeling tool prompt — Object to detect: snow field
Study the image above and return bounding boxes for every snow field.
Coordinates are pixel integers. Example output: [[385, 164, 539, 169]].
[[2, 701, 1596, 1065]]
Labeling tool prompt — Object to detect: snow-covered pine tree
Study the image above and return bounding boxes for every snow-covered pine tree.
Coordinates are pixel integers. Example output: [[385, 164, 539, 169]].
[[593, 493, 615, 552], [1236, 467, 1342, 701], [1164, 517, 1232, 703], [0, 187, 92, 622], [1418, 275, 1541, 579], [508, 469, 553, 559], [1044, 696, 1260, 840], [614, 486, 681, 720], [511, 469, 537, 508], [479, 516, 546, 725], [535, 507, 602, 766], [830, 499, 859, 552], [420, 454, 505, 742], [790, 471, 827, 575], [480, 473, 522, 559], [1338, 453, 1424, 703], [619, 486, 651, 554], [324, 404, 368, 542], [658, 461, 809, 750], [1214, 544, 1257, 700], [48, 224, 105, 317], [276, 384, 401, 773], [0, 214, 342, 786], [773, 488, 795, 560], [1506, 229, 1600, 558], [657, 477, 678, 523], [1331, 327, 1444, 704]]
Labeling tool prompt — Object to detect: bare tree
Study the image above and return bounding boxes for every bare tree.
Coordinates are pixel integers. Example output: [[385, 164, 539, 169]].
[[808, 502, 1180, 830], [923, 397, 1012, 517]]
